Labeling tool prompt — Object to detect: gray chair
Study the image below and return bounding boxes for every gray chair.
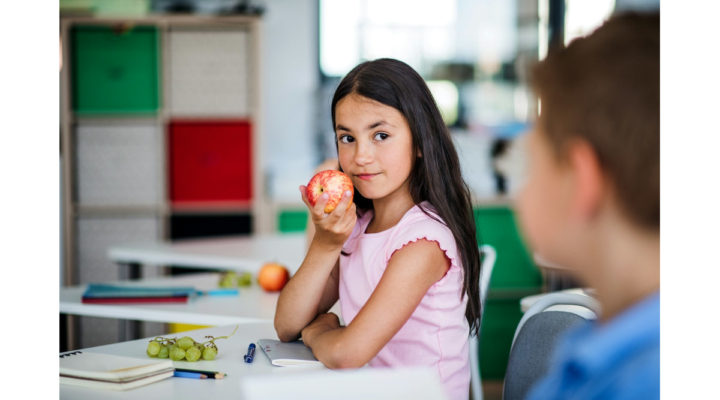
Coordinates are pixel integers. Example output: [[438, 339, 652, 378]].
[[470, 244, 497, 400], [502, 293, 601, 400]]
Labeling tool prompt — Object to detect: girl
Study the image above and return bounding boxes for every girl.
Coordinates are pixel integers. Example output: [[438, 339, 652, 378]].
[[275, 58, 481, 400]]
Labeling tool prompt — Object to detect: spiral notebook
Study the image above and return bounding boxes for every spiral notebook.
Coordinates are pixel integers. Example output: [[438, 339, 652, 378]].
[[60, 351, 174, 390], [257, 339, 322, 366]]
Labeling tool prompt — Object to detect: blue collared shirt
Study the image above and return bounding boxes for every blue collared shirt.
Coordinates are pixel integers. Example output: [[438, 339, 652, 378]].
[[525, 292, 660, 400]]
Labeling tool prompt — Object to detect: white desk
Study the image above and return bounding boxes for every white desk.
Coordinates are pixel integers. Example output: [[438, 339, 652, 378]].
[[59, 323, 322, 399], [108, 233, 307, 275], [60, 324, 448, 400], [60, 273, 342, 327]]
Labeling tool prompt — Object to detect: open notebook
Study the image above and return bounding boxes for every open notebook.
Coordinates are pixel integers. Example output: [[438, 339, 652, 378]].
[[60, 351, 174, 390], [257, 339, 322, 366]]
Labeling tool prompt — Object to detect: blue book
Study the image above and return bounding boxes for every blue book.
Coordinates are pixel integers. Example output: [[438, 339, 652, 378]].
[[83, 284, 196, 299]]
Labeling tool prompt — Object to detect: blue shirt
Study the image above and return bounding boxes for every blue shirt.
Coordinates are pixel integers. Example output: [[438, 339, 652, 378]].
[[525, 292, 660, 400]]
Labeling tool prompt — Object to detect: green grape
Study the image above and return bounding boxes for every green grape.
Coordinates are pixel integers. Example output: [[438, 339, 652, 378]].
[[237, 272, 252, 287], [147, 341, 161, 356], [177, 336, 194, 350], [146, 349, 157, 358], [202, 347, 217, 361], [185, 346, 202, 362], [219, 272, 238, 288], [157, 345, 169, 359], [169, 346, 186, 361]]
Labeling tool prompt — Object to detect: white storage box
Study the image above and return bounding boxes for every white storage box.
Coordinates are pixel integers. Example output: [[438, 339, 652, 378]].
[[75, 122, 162, 207], [168, 27, 249, 116]]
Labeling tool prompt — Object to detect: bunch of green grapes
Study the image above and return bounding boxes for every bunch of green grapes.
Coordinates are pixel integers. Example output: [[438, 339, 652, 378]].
[[219, 271, 252, 288], [146, 326, 237, 362]]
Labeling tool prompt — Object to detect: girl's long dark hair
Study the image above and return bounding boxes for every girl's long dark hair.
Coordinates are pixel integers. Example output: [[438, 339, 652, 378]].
[[331, 58, 483, 336]]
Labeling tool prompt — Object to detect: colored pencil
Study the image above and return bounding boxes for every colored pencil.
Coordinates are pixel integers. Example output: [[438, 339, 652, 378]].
[[174, 368, 226, 379], [174, 371, 207, 379]]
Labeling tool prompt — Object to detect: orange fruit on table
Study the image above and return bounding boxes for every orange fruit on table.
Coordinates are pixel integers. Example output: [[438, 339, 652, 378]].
[[257, 263, 290, 292]]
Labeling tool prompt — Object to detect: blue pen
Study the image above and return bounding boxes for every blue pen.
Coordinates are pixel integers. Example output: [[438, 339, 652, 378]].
[[244, 343, 256, 363], [174, 371, 208, 379]]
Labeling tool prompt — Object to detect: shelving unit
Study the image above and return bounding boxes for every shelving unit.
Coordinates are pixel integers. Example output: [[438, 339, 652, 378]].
[[60, 14, 268, 348]]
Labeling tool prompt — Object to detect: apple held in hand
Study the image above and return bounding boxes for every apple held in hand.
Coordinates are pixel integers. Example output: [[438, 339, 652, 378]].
[[306, 170, 354, 214], [257, 263, 290, 292]]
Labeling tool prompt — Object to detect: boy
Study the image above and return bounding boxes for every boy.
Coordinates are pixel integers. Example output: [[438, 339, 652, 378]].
[[516, 12, 660, 399]]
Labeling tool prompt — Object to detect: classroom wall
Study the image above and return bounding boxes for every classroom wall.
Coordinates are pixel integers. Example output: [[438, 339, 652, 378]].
[[261, 0, 320, 201]]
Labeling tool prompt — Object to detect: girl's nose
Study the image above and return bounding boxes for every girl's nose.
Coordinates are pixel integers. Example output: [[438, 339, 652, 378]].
[[354, 140, 373, 166]]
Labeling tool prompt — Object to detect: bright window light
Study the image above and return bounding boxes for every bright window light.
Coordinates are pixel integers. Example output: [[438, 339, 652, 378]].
[[427, 80, 459, 126], [564, 0, 615, 45], [320, 0, 457, 77], [538, 0, 549, 60], [365, 0, 456, 27], [320, 0, 362, 77]]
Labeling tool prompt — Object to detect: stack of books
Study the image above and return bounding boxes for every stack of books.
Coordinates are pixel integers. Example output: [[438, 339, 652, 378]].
[[81, 283, 196, 304]]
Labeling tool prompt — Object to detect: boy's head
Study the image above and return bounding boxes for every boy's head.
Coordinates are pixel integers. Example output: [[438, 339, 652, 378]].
[[517, 13, 659, 275]]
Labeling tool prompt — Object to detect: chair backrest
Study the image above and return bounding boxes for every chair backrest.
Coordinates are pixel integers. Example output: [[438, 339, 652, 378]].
[[502, 293, 601, 400], [469, 244, 497, 400], [479, 245, 497, 308]]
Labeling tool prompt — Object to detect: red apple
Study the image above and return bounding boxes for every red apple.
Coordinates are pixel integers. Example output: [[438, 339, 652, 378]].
[[257, 263, 290, 292], [306, 170, 354, 214]]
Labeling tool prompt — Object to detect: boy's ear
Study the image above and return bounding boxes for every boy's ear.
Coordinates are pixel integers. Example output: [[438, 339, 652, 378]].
[[568, 139, 604, 221]]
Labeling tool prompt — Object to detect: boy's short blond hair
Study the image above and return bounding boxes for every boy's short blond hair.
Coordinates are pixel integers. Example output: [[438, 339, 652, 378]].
[[531, 13, 660, 230]]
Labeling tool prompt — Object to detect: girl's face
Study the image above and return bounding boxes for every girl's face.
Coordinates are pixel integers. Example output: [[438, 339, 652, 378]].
[[335, 94, 415, 203]]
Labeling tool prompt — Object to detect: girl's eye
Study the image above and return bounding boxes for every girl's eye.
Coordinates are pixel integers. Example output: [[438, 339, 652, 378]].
[[338, 135, 354, 144], [374, 132, 389, 141]]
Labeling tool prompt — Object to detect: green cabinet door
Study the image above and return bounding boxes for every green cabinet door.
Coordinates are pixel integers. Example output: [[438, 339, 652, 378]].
[[72, 26, 160, 114]]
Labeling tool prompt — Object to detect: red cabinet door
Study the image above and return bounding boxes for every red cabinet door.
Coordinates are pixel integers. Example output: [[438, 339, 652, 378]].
[[170, 121, 252, 203]]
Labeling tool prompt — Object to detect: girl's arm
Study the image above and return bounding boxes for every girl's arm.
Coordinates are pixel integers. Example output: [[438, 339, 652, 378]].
[[300, 238, 451, 368], [274, 187, 356, 342]]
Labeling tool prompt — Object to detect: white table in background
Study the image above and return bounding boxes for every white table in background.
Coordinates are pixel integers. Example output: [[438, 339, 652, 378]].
[[108, 233, 307, 276], [60, 273, 343, 327], [102, 233, 307, 341]]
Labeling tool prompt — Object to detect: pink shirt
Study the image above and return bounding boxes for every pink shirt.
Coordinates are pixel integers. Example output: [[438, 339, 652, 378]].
[[338, 202, 470, 400]]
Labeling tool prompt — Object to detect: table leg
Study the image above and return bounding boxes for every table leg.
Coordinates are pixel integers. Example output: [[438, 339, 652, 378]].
[[118, 262, 142, 341], [119, 319, 142, 342], [60, 313, 80, 351], [544, 268, 582, 292], [119, 262, 141, 281]]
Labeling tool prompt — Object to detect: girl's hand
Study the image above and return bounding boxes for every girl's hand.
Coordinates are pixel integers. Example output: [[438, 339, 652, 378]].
[[301, 312, 341, 348], [299, 185, 357, 250]]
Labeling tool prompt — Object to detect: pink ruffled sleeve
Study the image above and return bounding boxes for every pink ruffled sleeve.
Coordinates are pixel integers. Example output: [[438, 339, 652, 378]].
[[383, 214, 463, 283]]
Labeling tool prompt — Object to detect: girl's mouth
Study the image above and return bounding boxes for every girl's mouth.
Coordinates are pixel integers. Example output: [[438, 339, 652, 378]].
[[356, 173, 379, 181]]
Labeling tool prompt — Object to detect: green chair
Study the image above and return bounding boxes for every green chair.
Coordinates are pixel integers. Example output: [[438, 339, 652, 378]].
[[474, 206, 543, 380]]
